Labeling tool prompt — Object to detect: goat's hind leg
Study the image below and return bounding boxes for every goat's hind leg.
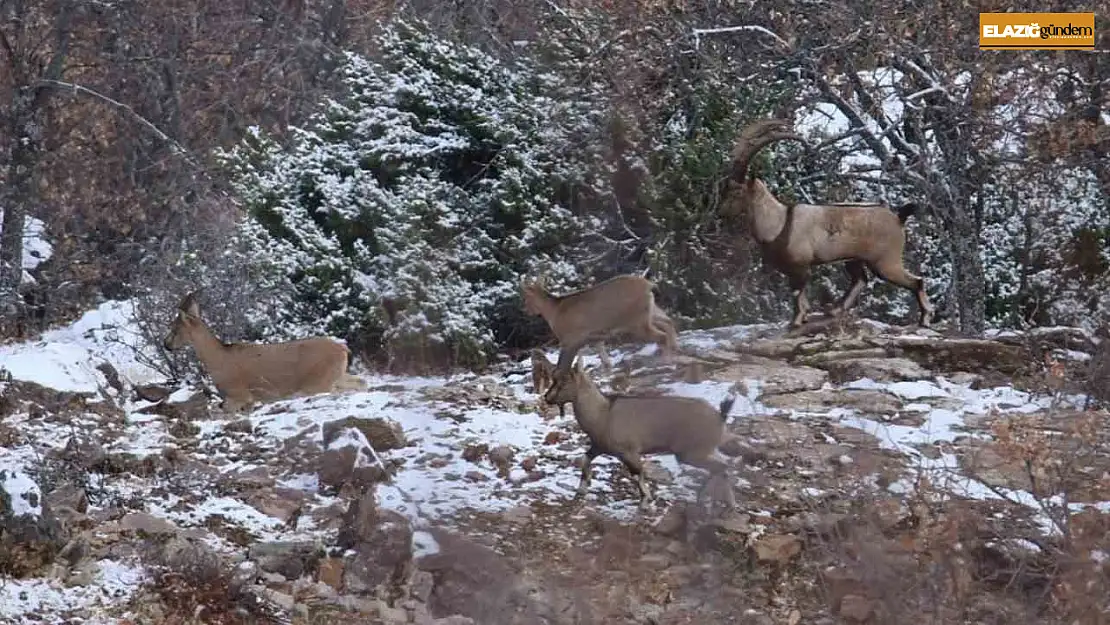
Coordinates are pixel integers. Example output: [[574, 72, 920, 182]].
[[830, 260, 868, 317], [682, 454, 737, 513], [869, 260, 934, 328]]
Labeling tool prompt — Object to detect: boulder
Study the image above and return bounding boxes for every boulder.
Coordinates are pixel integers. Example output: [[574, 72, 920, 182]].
[[324, 416, 407, 452], [0, 469, 64, 577], [820, 357, 932, 384], [761, 388, 904, 416], [248, 541, 321, 580], [418, 528, 540, 625], [709, 356, 828, 397]]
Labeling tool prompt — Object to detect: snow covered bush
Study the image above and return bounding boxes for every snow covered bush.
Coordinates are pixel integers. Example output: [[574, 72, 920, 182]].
[[220, 21, 604, 369], [129, 207, 291, 382]]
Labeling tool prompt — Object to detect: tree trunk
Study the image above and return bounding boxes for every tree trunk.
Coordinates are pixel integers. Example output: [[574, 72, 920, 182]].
[[0, 90, 46, 326], [948, 213, 986, 335]]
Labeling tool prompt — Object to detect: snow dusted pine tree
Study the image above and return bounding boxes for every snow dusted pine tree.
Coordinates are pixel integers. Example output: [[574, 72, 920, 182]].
[[220, 21, 604, 369]]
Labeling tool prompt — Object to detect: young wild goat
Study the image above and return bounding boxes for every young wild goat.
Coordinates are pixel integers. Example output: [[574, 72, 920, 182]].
[[163, 292, 367, 412], [544, 359, 737, 511], [521, 274, 678, 379], [724, 118, 934, 329], [530, 348, 565, 417]]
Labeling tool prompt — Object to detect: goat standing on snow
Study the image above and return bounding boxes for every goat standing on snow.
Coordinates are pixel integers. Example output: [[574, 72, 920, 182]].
[[162, 292, 367, 413], [520, 274, 678, 379], [724, 118, 934, 329], [544, 359, 737, 511]]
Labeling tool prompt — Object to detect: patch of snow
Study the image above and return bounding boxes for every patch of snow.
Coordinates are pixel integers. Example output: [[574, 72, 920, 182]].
[[0, 559, 146, 622], [412, 529, 440, 558], [0, 300, 162, 393], [0, 211, 53, 285], [0, 467, 43, 517]]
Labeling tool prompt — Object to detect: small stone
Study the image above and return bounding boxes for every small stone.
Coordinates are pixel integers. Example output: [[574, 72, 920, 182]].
[[653, 504, 687, 537], [520, 456, 537, 472], [708, 512, 751, 534], [45, 483, 88, 514], [487, 445, 514, 467], [638, 554, 669, 571], [838, 594, 875, 621], [264, 588, 297, 611], [118, 512, 179, 536], [464, 471, 488, 482], [752, 533, 802, 565], [134, 384, 172, 403], [461, 443, 489, 463], [542, 431, 564, 445], [408, 569, 434, 603], [248, 541, 320, 580], [501, 505, 533, 525], [225, 418, 254, 433], [379, 605, 409, 623]]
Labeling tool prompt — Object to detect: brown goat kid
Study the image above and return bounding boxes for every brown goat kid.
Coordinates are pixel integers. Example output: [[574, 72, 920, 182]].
[[163, 293, 367, 412], [521, 274, 678, 378], [725, 119, 934, 328], [544, 359, 737, 511], [530, 348, 565, 417]]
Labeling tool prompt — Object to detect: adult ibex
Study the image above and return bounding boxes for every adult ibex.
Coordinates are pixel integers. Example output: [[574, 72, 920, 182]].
[[725, 119, 933, 329], [521, 274, 678, 379], [163, 292, 367, 412]]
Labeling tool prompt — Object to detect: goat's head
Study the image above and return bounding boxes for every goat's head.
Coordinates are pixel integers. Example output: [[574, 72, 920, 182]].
[[520, 276, 550, 315], [745, 118, 806, 147], [544, 358, 587, 406], [163, 292, 202, 351]]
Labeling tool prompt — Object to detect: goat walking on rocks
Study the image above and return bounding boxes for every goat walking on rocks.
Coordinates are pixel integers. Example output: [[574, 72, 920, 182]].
[[521, 274, 678, 378], [724, 119, 934, 329], [544, 359, 737, 511]]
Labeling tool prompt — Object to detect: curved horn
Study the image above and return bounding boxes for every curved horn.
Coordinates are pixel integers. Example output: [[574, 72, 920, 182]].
[[730, 119, 807, 183]]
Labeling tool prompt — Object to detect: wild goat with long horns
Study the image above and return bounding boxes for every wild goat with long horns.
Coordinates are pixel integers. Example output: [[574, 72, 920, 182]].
[[723, 119, 933, 329]]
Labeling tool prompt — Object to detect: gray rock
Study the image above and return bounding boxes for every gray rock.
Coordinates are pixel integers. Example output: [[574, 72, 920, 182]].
[[0, 468, 65, 577], [248, 541, 321, 580], [418, 528, 541, 625], [821, 357, 931, 383], [323, 416, 407, 451], [343, 509, 413, 596], [45, 483, 88, 514]]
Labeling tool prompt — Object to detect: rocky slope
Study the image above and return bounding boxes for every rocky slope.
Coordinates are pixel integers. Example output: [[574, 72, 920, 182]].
[[0, 305, 1106, 624]]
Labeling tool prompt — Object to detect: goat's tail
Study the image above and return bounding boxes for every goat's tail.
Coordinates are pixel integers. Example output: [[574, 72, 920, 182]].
[[895, 202, 919, 225], [718, 396, 737, 423]]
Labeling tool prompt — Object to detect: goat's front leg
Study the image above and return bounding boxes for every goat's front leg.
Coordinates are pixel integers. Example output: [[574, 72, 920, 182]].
[[619, 453, 652, 509], [787, 269, 812, 328], [554, 342, 584, 379], [575, 444, 603, 498]]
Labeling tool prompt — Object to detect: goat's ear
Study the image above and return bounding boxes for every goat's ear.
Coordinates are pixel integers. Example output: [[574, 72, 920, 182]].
[[179, 292, 200, 317], [573, 358, 585, 376]]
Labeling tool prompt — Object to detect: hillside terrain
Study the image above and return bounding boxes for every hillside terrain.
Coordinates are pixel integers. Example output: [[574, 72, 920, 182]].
[[0, 304, 1107, 624]]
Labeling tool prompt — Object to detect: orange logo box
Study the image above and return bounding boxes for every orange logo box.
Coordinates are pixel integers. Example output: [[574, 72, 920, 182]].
[[980, 12, 1095, 50]]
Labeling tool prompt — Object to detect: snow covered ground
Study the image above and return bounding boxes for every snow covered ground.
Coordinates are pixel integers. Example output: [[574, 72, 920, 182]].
[[0, 300, 1100, 623]]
